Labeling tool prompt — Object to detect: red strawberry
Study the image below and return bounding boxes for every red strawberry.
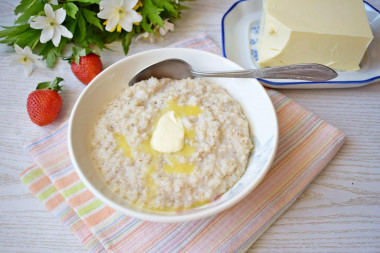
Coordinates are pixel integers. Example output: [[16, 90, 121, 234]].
[[27, 77, 63, 126], [69, 47, 103, 85]]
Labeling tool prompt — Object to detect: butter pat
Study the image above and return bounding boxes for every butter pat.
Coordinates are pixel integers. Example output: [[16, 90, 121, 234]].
[[257, 0, 374, 71], [150, 111, 184, 153]]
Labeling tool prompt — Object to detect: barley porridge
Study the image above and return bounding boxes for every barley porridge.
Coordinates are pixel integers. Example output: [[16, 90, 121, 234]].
[[91, 77, 253, 211]]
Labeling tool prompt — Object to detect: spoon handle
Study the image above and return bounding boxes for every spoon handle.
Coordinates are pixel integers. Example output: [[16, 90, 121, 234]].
[[191, 63, 337, 82]]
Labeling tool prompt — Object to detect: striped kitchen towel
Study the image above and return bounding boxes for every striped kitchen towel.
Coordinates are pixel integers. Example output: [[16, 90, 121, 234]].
[[20, 33, 345, 252]]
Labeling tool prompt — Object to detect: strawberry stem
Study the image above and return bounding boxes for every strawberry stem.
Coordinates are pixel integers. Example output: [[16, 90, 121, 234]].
[[68, 46, 100, 65], [36, 77, 64, 92]]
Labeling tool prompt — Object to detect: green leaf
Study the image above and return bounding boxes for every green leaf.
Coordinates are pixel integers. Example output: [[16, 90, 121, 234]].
[[36, 81, 51, 89], [15, 0, 44, 24], [101, 30, 120, 44], [46, 50, 57, 68], [36, 77, 64, 91], [39, 41, 55, 56], [81, 8, 103, 31], [0, 37, 16, 45], [86, 27, 104, 49], [14, 28, 41, 49], [152, 0, 178, 18], [57, 37, 68, 54], [67, 0, 100, 3], [77, 9, 86, 34], [69, 46, 98, 64], [0, 25, 41, 48], [40, 43, 61, 68], [0, 25, 29, 38], [74, 9, 87, 45], [63, 3, 79, 19], [64, 16, 78, 35], [71, 46, 82, 64], [38, 35, 66, 68], [177, 5, 191, 11], [141, 0, 164, 32], [15, 0, 35, 15], [121, 31, 135, 55], [50, 77, 64, 91]]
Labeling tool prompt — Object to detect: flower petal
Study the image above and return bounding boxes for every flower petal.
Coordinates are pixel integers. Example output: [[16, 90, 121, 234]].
[[14, 44, 23, 55], [40, 27, 54, 43], [105, 14, 119, 32], [100, 0, 121, 9], [24, 62, 33, 77], [30, 16, 48, 29], [159, 27, 165, 36], [57, 25, 73, 39], [124, 0, 138, 9], [22, 46, 33, 56], [165, 21, 174, 31], [50, 0, 58, 5], [126, 10, 142, 23], [7, 55, 20, 66], [115, 0, 124, 8], [135, 33, 147, 40], [97, 8, 114, 19], [54, 8, 66, 24], [51, 28, 62, 47], [44, 4, 55, 19], [32, 58, 46, 68], [119, 16, 133, 32]]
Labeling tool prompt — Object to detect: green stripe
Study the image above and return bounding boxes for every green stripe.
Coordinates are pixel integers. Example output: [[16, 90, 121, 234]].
[[61, 182, 85, 199], [22, 168, 44, 185], [77, 199, 103, 217], [37, 185, 57, 201]]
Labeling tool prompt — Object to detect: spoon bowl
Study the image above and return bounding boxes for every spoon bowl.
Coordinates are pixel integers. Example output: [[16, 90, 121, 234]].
[[128, 58, 338, 86]]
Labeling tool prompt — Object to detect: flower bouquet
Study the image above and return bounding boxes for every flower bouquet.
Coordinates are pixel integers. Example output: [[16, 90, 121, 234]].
[[0, 0, 190, 75]]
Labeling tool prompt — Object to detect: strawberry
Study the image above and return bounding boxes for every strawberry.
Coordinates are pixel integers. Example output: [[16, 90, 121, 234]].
[[27, 77, 63, 126], [69, 47, 103, 85]]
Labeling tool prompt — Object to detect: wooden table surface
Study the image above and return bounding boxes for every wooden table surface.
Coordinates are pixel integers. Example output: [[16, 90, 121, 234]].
[[1, 0, 379, 252]]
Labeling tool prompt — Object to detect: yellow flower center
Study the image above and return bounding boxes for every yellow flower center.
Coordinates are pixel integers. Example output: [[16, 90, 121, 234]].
[[47, 18, 56, 27], [117, 8, 125, 18], [19, 56, 29, 65]]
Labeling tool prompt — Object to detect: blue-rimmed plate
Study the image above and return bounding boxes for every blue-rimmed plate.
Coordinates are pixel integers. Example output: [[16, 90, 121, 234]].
[[222, 0, 380, 89]]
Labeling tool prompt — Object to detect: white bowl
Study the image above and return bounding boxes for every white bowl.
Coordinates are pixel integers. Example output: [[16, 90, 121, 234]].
[[68, 48, 278, 223]]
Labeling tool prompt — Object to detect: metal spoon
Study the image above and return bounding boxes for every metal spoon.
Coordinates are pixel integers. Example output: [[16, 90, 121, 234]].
[[128, 59, 337, 86]]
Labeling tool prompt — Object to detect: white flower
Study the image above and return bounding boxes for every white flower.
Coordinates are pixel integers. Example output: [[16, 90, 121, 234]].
[[158, 19, 174, 36], [135, 20, 174, 43], [49, 0, 58, 5], [30, 4, 73, 47], [135, 32, 156, 43], [98, 0, 142, 33], [7, 44, 45, 77]]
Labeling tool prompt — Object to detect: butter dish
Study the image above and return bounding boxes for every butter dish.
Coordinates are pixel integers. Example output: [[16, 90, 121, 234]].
[[222, 0, 380, 88]]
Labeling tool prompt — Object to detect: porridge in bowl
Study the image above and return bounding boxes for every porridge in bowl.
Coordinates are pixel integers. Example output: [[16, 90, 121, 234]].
[[91, 77, 253, 211]]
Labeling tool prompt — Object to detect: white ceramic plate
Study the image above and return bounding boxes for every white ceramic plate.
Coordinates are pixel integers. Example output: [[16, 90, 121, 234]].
[[68, 48, 278, 223], [222, 0, 380, 89]]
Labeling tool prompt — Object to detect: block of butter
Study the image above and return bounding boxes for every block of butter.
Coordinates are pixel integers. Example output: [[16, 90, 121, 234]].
[[257, 0, 374, 71]]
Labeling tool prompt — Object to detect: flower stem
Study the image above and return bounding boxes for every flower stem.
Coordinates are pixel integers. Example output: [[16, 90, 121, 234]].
[[31, 36, 40, 50]]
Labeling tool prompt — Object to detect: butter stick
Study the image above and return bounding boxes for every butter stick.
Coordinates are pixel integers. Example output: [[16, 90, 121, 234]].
[[257, 0, 374, 71]]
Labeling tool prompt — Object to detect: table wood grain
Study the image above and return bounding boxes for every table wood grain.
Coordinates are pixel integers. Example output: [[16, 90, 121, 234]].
[[0, 0, 379, 252]]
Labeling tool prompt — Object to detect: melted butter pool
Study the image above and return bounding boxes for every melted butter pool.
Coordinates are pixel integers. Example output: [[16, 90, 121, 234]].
[[113, 100, 206, 211]]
